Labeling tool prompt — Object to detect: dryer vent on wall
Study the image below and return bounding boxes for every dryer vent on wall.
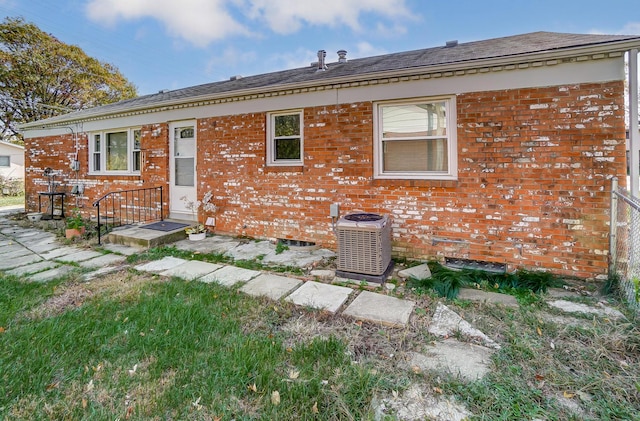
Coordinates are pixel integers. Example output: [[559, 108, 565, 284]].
[[336, 213, 391, 276]]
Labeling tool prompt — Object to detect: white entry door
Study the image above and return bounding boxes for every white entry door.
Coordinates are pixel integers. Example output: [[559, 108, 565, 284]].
[[169, 121, 197, 220]]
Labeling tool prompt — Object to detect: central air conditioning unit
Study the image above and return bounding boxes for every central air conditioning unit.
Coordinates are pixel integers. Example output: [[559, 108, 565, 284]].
[[336, 213, 392, 282]]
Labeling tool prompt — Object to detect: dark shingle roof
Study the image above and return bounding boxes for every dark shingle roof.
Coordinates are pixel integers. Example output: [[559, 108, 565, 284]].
[[23, 31, 640, 128]]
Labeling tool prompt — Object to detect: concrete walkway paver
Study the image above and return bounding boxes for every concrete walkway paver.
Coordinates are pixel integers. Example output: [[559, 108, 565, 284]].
[[0, 254, 43, 270], [160, 261, 223, 280], [286, 280, 353, 313], [408, 339, 495, 381], [79, 254, 128, 269], [135, 256, 187, 272], [428, 303, 500, 349], [343, 290, 415, 327], [457, 288, 519, 308], [240, 274, 302, 300], [56, 250, 103, 263], [39, 246, 84, 260], [199, 265, 261, 286], [5, 260, 59, 276], [28, 266, 76, 283]]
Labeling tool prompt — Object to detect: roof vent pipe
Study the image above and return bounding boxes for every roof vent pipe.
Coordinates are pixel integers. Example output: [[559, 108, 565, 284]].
[[337, 49, 347, 63], [445, 40, 458, 48], [316, 50, 327, 72]]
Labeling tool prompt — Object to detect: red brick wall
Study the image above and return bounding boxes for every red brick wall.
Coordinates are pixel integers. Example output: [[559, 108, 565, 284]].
[[25, 81, 626, 279]]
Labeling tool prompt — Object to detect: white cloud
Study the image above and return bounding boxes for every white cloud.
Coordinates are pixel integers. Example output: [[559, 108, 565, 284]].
[[245, 0, 411, 34], [206, 46, 258, 77], [589, 22, 640, 35], [85, 0, 250, 47], [350, 41, 387, 59]]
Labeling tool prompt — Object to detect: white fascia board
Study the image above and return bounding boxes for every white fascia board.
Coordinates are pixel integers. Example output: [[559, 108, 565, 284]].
[[22, 56, 624, 138]]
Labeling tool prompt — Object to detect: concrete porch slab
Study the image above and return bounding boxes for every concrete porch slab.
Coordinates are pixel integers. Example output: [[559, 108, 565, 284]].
[[106, 222, 187, 248], [343, 291, 415, 327], [135, 256, 187, 272], [79, 254, 128, 269], [198, 265, 261, 286], [160, 261, 223, 280], [285, 281, 353, 313], [101, 243, 145, 256], [239, 274, 302, 300]]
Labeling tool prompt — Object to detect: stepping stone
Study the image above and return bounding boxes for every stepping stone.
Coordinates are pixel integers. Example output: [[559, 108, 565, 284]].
[[174, 236, 242, 254], [398, 263, 432, 280], [134, 256, 187, 272], [428, 303, 500, 349], [226, 241, 275, 261], [547, 300, 626, 320], [343, 291, 415, 327], [5, 260, 59, 276], [79, 254, 128, 269], [56, 250, 103, 263], [239, 274, 302, 300], [83, 265, 127, 281], [457, 288, 518, 308], [407, 339, 495, 381], [262, 248, 335, 269], [28, 241, 64, 254], [0, 247, 33, 259], [160, 261, 223, 280], [28, 266, 76, 283], [40, 246, 82, 260], [199, 266, 260, 286], [285, 281, 353, 313], [0, 254, 43, 270]]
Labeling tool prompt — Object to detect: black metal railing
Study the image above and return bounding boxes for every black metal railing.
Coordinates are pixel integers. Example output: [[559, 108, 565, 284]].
[[93, 186, 163, 244]]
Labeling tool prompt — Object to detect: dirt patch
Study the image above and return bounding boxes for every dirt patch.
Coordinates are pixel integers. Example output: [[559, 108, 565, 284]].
[[25, 270, 167, 319]]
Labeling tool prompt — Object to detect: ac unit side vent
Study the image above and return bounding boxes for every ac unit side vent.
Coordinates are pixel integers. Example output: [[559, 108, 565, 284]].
[[336, 213, 391, 276]]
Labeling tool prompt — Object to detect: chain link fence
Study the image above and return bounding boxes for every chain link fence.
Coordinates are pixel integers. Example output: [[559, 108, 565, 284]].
[[610, 178, 640, 314]]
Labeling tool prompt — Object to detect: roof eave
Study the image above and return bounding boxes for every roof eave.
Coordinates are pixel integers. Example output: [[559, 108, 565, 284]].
[[20, 37, 640, 130]]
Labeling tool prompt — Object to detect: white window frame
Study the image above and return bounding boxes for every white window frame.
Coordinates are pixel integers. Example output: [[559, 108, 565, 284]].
[[373, 96, 457, 180], [266, 110, 304, 166], [89, 127, 142, 175]]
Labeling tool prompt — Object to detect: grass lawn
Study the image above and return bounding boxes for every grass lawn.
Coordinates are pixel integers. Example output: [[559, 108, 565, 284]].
[[0, 193, 25, 207], [1, 258, 639, 420]]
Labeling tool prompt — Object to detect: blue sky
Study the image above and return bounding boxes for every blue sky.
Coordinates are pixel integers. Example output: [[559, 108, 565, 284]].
[[1, 0, 639, 95]]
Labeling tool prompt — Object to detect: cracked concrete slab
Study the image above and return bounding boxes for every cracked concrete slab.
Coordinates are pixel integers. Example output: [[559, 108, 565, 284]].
[[199, 265, 260, 286], [407, 339, 495, 381], [374, 383, 472, 421], [225, 241, 274, 261], [547, 299, 626, 320], [428, 303, 500, 349], [343, 291, 415, 327], [101, 243, 145, 256], [173, 236, 242, 254], [160, 261, 223, 280], [239, 274, 302, 300], [285, 281, 353, 313], [83, 265, 127, 281], [0, 247, 33, 259]]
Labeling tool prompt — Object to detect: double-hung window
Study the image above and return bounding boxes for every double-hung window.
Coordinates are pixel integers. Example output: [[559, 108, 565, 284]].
[[374, 97, 457, 180], [267, 110, 303, 166], [89, 128, 142, 174]]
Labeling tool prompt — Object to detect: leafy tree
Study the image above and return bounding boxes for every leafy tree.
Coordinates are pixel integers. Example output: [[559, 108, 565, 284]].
[[0, 17, 137, 142]]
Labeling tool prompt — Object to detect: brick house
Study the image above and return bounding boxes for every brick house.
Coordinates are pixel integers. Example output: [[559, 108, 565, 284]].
[[20, 32, 640, 280]]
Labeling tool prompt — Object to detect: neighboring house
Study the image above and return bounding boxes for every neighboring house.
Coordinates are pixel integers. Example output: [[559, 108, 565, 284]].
[[19, 31, 640, 280], [0, 140, 25, 180]]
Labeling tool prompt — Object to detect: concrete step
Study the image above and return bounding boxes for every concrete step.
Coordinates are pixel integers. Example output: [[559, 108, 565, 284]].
[[105, 219, 190, 248]]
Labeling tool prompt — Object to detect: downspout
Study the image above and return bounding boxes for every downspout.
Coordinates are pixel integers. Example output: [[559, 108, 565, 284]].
[[629, 49, 639, 197]]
